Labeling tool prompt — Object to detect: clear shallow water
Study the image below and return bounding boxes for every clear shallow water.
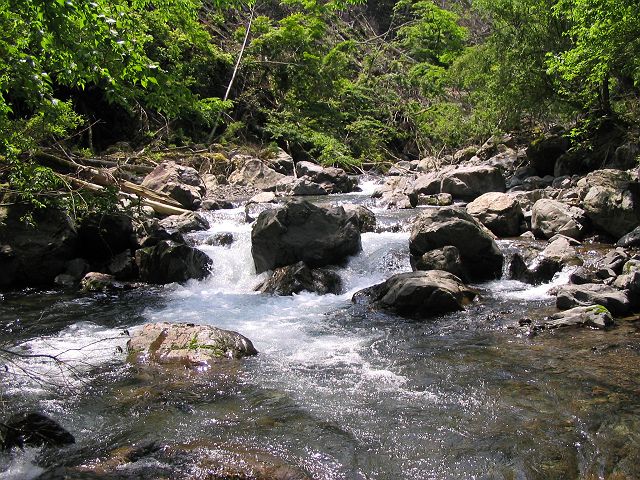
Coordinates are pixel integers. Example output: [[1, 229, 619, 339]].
[[1, 197, 640, 479]]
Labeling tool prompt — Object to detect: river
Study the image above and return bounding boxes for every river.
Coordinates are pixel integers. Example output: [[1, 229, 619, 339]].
[[1, 183, 640, 479]]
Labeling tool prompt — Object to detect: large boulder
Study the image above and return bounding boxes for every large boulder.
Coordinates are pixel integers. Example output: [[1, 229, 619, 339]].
[[251, 200, 361, 274], [127, 322, 257, 368], [77, 213, 135, 263], [352, 270, 477, 318], [141, 161, 206, 209], [373, 176, 417, 209], [0, 206, 77, 288], [440, 165, 505, 200], [578, 170, 640, 239], [526, 133, 570, 176], [509, 237, 581, 284], [466, 192, 523, 237], [409, 207, 504, 281], [256, 262, 342, 296], [295, 161, 355, 193], [343, 204, 377, 233], [1, 412, 75, 451], [135, 240, 211, 284], [228, 157, 287, 191], [531, 199, 588, 240], [556, 284, 630, 317], [413, 246, 466, 280]]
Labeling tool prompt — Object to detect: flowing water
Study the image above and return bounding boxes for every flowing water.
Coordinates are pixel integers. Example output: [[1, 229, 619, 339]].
[[1, 186, 640, 479]]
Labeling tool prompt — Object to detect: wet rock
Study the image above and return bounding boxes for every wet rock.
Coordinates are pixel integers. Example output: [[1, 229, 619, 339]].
[[251, 200, 361, 274], [201, 198, 234, 211], [531, 199, 588, 240], [440, 165, 505, 200], [1, 412, 75, 451], [245, 201, 280, 223], [541, 305, 613, 330], [373, 176, 417, 209], [135, 240, 211, 284], [135, 217, 186, 248], [0, 205, 77, 288], [570, 266, 601, 285], [556, 284, 630, 317], [526, 133, 570, 176], [343, 204, 377, 233], [276, 177, 329, 196], [509, 237, 581, 284], [81, 272, 139, 292], [77, 213, 135, 263], [159, 212, 210, 234], [417, 193, 453, 207], [256, 261, 341, 296], [409, 207, 504, 281], [107, 250, 138, 280], [413, 246, 466, 281], [228, 157, 287, 191], [141, 161, 206, 209], [578, 169, 640, 239], [127, 322, 257, 368], [352, 270, 477, 318], [205, 232, 234, 247], [466, 192, 523, 237], [413, 172, 442, 195], [616, 226, 640, 248], [295, 161, 355, 194], [598, 248, 628, 275]]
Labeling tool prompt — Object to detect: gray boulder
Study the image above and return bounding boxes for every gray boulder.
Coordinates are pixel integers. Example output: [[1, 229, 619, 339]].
[[80, 272, 138, 292], [141, 161, 205, 209], [616, 226, 640, 247], [531, 199, 588, 240], [542, 305, 613, 330], [0, 206, 77, 288], [135, 240, 211, 284], [413, 246, 466, 280], [159, 212, 210, 234], [578, 169, 640, 239], [256, 262, 341, 296], [276, 177, 329, 196], [409, 207, 504, 281], [373, 176, 417, 209], [509, 237, 582, 284], [343, 204, 377, 233], [295, 161, 355, 193], [228, 158, 286, 191], [466, 192, 523, 237], [127, 322, 257, 368], [440, 165, 505, 200], [556, 284, 630, 317], [352, 270, 476, 318], [251, 200, 361, 274]]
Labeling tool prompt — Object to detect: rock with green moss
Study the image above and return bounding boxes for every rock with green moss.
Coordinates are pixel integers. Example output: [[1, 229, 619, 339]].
[[541, 305, 614, 330], [127, 322, 257, 368]]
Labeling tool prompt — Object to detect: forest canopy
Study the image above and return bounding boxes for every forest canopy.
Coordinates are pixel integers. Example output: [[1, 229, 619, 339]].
[[1, 0, 639, 208]]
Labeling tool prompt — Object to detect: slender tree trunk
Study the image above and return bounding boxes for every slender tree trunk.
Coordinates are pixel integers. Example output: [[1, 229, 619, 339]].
[[207, 4, 256, 143], [600, 75, 612, 115]]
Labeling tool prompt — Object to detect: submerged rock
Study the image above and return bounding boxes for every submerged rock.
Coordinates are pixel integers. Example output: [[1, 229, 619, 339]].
[[256, 261, 342, 296], [127, 322, 257, 368], [135, 240, 211, 284], [352, 270, 477, 318], [251, 200, 361, 274], [409, 207, 503, 281], [1, 412, 75, 451]]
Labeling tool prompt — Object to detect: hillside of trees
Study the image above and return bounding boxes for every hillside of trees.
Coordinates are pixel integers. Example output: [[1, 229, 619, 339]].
[[1, 0, 639, 213]]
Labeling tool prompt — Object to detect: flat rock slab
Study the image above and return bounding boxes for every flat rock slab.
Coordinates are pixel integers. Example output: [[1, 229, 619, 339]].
[[556, 284, 630, 317], [127, 322, 257, 368], [542, 305, 614, 330]]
